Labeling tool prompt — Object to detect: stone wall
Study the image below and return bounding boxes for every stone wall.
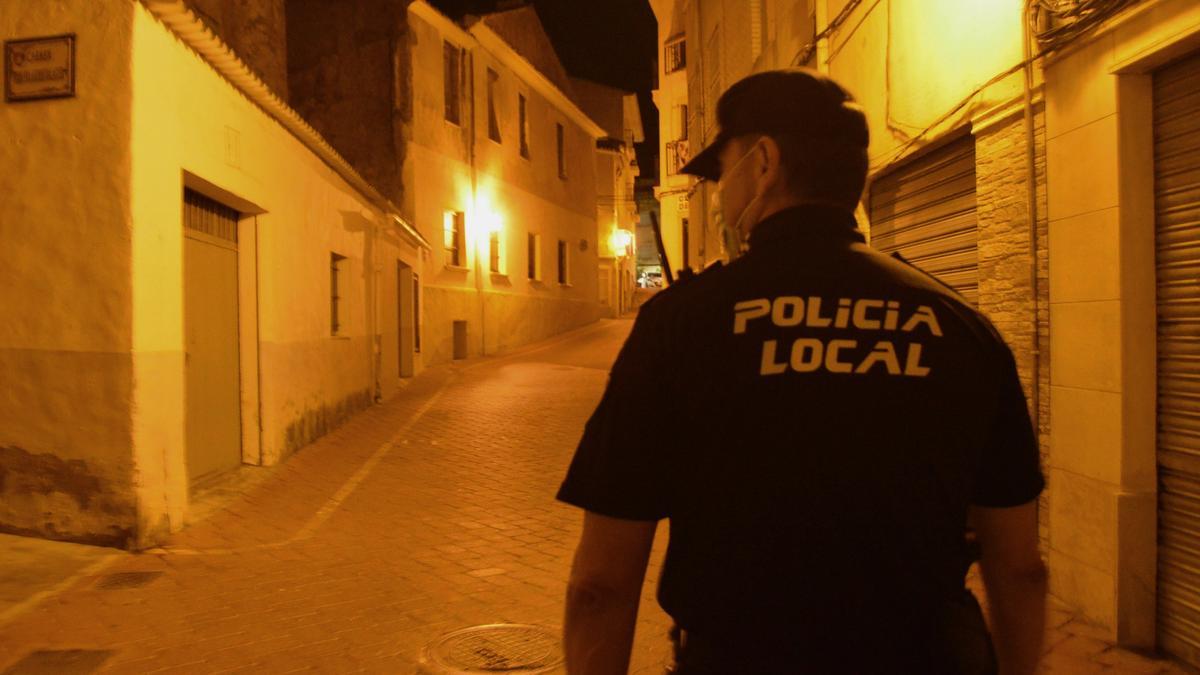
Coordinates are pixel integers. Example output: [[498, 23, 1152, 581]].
[[187, 0, 289, 99], [287, 0, 411, 205], [974, 106, 1051, 541]]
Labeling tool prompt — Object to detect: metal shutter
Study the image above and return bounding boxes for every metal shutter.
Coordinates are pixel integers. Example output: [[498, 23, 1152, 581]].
[[868, 134, 979, 304], [1156, 49, 1200, 668]]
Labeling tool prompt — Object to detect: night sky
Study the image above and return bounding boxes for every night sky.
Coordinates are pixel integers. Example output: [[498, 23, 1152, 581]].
[[429, 0, 660, 179]]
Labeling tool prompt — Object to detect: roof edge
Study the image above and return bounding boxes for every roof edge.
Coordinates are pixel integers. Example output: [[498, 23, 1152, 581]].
[[139, 0, 430, 250], [468, 23, 607, 138]]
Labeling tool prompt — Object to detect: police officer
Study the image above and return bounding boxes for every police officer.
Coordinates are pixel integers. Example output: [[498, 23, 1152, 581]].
[[558, 69, 1046, 675]]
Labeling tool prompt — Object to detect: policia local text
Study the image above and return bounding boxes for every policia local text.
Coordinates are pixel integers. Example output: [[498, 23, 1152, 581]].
[[734, 296, 943, 378]]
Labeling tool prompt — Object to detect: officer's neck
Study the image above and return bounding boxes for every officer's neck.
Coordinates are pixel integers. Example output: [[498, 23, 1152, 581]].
[[743, 195, 850, 237]]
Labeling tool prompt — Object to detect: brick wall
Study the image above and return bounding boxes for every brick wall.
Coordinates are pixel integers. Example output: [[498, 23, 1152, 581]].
[[974, 106, 1051, 541]]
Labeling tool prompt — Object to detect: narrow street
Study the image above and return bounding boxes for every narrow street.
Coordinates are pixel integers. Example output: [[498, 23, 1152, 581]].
[[0, 317, 1186, 674], [0, 318, 673, 674]]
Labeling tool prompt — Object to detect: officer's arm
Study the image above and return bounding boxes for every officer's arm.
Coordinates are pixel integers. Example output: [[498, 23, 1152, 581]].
[[969, 500, 1047, 675], [564, 511, 657, 675]]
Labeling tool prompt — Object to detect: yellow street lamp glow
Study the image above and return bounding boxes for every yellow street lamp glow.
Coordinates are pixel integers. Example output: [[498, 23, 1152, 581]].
[[610, 229, 634, 257], [481, 209, 503, 233]]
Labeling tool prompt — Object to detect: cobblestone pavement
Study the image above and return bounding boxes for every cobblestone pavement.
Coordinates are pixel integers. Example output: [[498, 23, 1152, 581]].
[[0, 318, 1189, 674]]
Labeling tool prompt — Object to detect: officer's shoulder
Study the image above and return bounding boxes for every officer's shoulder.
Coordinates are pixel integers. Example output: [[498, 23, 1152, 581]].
[[641, 260, 731, 310]]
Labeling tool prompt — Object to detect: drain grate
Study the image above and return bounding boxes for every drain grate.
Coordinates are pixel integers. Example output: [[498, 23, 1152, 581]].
[[94, 571, 162, 590], [421, 624, 562, 673], [2, 649, 113, 675]]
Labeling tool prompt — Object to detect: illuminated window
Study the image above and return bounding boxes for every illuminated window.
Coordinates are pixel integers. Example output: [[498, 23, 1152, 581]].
[[527, 233, 541, 280], [664, 36, 686, 73], [489, 230, 502, 274], [557, 239, 569, 284], [444, 210, 465, 267], [556, 123, 566, 179], [487, 68, 501, 143], [444, 41, 462, 125], [519, 94, 530, 158], [330, 252, 347, 335]]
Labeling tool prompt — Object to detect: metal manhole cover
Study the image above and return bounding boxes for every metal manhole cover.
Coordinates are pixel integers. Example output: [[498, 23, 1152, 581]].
[[94, 571, 162, 590], [421, 624, 563, 674]]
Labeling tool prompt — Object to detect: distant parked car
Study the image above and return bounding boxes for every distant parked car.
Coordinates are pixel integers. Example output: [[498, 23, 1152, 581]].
[[638, 271, 663, 288]]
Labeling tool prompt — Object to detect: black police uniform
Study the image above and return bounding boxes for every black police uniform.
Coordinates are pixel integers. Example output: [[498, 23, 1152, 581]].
[[556, 204, 1045, 674]]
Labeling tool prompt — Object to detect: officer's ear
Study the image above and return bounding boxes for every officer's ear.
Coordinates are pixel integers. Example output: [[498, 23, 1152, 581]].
[[756, 136, 786, 195]]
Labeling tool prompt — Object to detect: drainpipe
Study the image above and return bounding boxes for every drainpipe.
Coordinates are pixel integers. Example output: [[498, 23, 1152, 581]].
[[467, 48, 486, 357], [1022, 0, 1042, 436], [372, 214, 382, 403], [255, 215, 265, 466], [814, 0, 831, 74]]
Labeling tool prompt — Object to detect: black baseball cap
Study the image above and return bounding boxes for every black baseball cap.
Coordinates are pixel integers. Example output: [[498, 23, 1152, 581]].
[[680, 68, 869, 182]]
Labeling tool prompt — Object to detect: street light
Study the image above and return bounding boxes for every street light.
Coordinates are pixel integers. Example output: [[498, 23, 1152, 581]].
[[610, 229, 634, 258]]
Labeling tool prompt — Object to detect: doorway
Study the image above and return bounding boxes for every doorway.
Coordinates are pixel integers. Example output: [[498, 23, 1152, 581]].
[[397, 260, 415, 378], [183, 189, 243, 486]]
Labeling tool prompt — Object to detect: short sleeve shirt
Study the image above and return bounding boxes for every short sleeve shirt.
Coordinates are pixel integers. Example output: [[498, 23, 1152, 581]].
[[556, 204, 1044, 653]]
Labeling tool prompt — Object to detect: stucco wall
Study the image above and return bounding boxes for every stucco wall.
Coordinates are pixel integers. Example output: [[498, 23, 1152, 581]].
[[131, 4, 421, 540], [0, 0, 138, 546]]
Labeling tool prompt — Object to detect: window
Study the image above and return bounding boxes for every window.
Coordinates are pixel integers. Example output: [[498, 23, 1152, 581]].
[[488, 230, 502, 274], [678, 103, 689, 142], [557, 239, 569, 284], [330, 253, 347, 335], [444, 210, 465, 266], [665, 36, 686, 73], [413, 273, 421, 353], [487, 68, 502, 143], [556, 123, 566, 179], [444, 41, 462, 125], [518, 94, 530, 158], [527, 232, 541, 280]]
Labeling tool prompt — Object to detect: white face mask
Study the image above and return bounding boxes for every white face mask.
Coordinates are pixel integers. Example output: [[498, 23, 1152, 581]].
[[712, 142, 765, 260]]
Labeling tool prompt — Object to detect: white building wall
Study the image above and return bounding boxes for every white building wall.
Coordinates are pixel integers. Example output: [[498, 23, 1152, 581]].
[[0, 0, 423, 548], [405, 6, 604, 365], [0, 0, 139, 547]]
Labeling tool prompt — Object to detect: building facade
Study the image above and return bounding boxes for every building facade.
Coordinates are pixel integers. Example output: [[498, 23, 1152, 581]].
[[0, 0, 427, 547], [651, 0, 694, 279], [650, 0, 1200, 665], [572, 77, 645, 317], [289, 1, 610, 364]]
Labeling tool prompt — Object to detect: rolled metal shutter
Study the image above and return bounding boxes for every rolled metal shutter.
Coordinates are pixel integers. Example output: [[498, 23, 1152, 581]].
[[1155, 49, 1200, 668], [868, 134, 979, 304]]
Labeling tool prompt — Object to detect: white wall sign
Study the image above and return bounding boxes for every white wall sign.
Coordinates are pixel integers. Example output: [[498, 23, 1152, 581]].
[[5, 34, 75, 102]]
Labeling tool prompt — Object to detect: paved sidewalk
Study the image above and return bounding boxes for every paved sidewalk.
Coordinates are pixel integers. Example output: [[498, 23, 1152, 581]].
[[0, 317, 1188, 673]]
